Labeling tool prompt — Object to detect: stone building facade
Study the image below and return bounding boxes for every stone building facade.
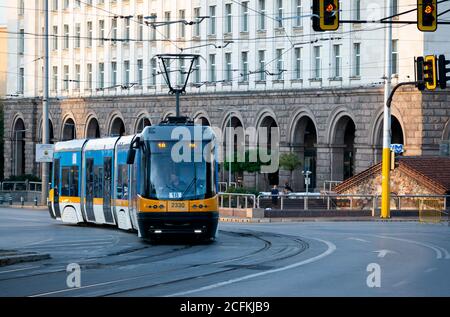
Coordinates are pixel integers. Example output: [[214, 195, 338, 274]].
[[3, 86, 450, 191]]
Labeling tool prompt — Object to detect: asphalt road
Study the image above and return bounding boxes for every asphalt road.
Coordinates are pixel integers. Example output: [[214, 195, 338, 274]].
[[0, 207, 449, 297]]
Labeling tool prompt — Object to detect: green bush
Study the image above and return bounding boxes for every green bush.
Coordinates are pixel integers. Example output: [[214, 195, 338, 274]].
[[4, 174, 41, 182]]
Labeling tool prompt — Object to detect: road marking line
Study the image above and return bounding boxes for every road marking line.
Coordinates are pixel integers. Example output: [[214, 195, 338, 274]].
[[372, 235, 444, 259], [347, 237, 370, 243], [0, 266, 40, 274], [166, 237, 336, 297]]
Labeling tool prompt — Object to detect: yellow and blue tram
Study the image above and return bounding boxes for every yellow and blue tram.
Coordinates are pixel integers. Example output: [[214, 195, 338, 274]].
[[48, 119, 219, 241]]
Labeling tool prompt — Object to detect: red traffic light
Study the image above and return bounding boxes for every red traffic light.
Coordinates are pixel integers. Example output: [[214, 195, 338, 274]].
[[326, 4, 335, 12], [424, 5, 434, 14]]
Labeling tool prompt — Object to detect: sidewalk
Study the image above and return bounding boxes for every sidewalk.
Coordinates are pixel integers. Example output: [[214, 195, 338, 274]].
[[0, 204, 48, 210]]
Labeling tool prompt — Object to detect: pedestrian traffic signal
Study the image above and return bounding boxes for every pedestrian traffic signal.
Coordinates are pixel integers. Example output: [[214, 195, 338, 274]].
[[312, 0, 339, 32], [438, 55, 450, 89], [424, 55, 437, 90], [417, 0, 437, 32]]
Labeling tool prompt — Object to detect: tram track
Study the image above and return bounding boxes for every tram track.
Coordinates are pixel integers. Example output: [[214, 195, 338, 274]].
[[71, 230, 310, 297]]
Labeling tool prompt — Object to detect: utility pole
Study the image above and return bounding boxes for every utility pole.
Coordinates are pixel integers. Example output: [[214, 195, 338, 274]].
[[381, 0, 393, 219], [41, 0, 49, 206]]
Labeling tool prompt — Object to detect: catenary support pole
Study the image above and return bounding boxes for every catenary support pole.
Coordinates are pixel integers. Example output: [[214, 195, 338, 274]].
[[41, 0, 50, 206]]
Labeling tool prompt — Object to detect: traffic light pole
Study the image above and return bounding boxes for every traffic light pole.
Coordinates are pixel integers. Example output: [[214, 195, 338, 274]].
[[381, 1, 393, 219]]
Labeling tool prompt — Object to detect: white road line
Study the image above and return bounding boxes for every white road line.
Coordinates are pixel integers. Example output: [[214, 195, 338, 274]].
[[346, 237, 370, 243], [0, 266, 40, 274], [166, 237, 337, 297], [372, 235, 445, 259], [21, 238, 53, 247]]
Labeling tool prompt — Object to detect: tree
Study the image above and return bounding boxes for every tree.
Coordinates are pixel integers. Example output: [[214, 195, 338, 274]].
[[279, 152, 302, 184]]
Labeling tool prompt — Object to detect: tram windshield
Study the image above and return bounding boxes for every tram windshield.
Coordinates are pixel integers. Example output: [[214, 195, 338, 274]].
[[143, 140, 215, 200]]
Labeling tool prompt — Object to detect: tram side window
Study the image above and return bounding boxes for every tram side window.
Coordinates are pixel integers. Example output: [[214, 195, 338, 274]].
[[94, 166, 104, 198], [61, 166, 79, 197], [117, 164, 129, 200]]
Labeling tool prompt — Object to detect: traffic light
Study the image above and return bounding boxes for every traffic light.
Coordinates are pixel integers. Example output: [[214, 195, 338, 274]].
[[417, 0, 437, 32], [438, 55, 450, 89], [415, 57, 426, 91], [424, 55, 437, 90], [312, 0, 339, 32]]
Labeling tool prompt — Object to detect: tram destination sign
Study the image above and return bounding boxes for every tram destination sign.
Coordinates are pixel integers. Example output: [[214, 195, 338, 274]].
[[36, 144, 55, 162]]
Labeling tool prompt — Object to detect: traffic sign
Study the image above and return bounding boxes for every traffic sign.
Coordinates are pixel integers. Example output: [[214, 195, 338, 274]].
[[390, 144, 404, 154], [36, 144, 54, 162]]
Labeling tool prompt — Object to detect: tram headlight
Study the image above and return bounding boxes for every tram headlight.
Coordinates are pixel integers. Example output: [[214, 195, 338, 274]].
[[157, 142, 167, 148]]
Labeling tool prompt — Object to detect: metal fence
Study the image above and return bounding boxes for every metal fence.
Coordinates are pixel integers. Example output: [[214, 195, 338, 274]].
[[218, 192, 256, 209], [0, 181, 43, 192]]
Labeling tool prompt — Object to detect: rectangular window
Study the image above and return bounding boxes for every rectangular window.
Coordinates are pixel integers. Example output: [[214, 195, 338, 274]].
[[52, 26, 58, 50], [99, 20, 105, 45], [392, 0, 398, 15], [194, 57, 201, 83], [258, 0, 266, 30], [19, 0, 24, 15], [64, 0, 69, 10], [333, 44, 341, 78], [137, 15, 143, 41], [87, 21, 92, 47], [353, 43, 361, 76], [86, 63, 92, 89], [150, 58, 157, 85], [392, 40, 398, 75], [61, 166, 79, 197], [209, 54, 216, 82], [355, 0, 361, 20], [52, 0, 58, 11], [75, 64, 80, 89], [75, 0, 80, 8], [225, 52, 232, 82], [209, 6, 216, 35], [124, 60, 130, 85], [75, 23, 81, 48], [150, 14, 157, 41], [18, 67, 24, 94], [19, 28, 24, 53], [241, 51, 248, 82], [63, 24, 69, 49], [63, 65, 69, 91], [98, 62, 104, 89], [242, 2, 249, 32], [295, 0, 302, 27], [164, 12, 171, 38], [313, 46, 321, 79], [52, 66, 58, 91], [112, 18, 117, 44], [294, 47, 302, 79], [225, 4, 232, 33], [179, 59, 186, 85], [258, 50, 266, 81], [137, 59, 143, 86], [111, 61, 117, 86], [194, 8, 201, 37], [277, 0, 283, 28], [179, 10, 185, 38], [124, 18, 130, 42], [276, 49, 284, 80]]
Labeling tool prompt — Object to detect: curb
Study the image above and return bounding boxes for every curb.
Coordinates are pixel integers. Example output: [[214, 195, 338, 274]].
[[0, 205, 48, 210], [0, 252, 51, 267], [219, 217, 422, 223]]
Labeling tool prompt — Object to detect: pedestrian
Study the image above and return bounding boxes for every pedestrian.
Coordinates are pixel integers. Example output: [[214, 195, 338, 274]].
[[271, 185, 279, 207], [284, 181, 293, 193]]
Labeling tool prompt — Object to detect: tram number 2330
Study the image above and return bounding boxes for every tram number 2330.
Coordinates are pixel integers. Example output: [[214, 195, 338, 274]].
[[169, 201, 187, 210]]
